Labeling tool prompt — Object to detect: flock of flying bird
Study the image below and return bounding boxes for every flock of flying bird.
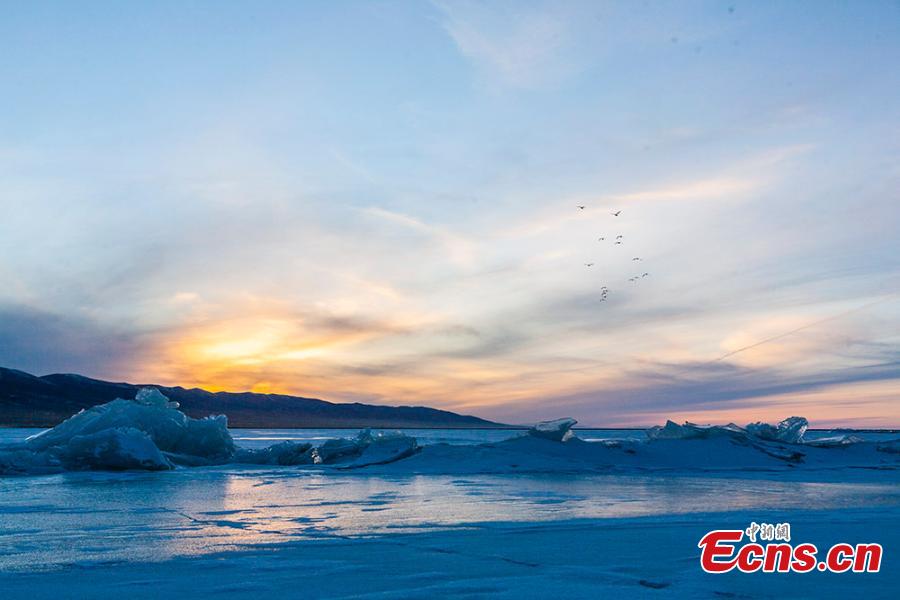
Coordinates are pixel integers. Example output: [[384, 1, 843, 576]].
[[576, 206, 649, 302]]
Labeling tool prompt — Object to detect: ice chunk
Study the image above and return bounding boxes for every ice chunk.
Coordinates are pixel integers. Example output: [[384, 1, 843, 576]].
[[646, 420, 743, 440], [312, 429, 418, 464], [135, 387, 180, 409], [529, 418, 577, 442], [340, 436, 419, 468], [234, 441, 314, 465], [313, 436, 365, 464], [646, 417, 807, 444], [745, 416, 808, 444], [305, 430, 420, 470], [805, 435, 863, 448], [175, 415, 235, 461], [57, 427, 172, 471], [27, 388, 235, 462], [646, 420, 688, 440]]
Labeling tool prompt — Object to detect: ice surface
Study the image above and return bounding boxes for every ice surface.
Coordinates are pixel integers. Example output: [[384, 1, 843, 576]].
[[876, 440, 900, 454], [0, 446, 60, 475], [2, 400, 897, 599], [528, 417, 577, 442], [2, 474, 897, 599]]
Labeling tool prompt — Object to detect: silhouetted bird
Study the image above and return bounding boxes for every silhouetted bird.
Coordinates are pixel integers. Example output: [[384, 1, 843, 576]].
[[577, 205, 585, 210], [616, 235, 623, 239], [612, 210, 621, 216], [585, 263, 594, 267], [632, 257, 641, 261], [598, 237, 605, 241], [642, 273, 649, 277], [614, 241, 622, 245]]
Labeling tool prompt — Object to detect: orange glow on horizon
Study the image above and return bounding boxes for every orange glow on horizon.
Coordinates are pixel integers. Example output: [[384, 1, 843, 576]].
[[110, 294, 900, 429]]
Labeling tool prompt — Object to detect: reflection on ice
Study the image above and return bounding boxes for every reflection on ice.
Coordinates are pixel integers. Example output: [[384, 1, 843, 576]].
[[1, 467, 898, 572]]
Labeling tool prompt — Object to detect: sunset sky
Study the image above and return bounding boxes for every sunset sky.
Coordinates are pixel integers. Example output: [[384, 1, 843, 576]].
[[1, 1, 898, 426]]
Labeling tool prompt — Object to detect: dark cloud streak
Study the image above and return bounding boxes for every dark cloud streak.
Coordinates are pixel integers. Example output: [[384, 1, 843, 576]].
[[0, 304, 148, 378], [515, 358, 900, 426]]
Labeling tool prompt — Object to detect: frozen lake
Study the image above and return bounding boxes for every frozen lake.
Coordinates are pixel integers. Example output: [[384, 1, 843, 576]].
[[3, 465, 899, 572], [2, 425, 898, 597]]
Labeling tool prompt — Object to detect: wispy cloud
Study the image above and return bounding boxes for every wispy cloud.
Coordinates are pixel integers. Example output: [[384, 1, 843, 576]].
[[363, 206, 478, 266], [606, 176, 758, 204], [433, 1, 575, 89], [484, 356, 900, 427]]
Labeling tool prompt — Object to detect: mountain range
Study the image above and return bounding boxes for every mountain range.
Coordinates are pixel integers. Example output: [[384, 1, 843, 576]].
[[0, 367, 503, 429]]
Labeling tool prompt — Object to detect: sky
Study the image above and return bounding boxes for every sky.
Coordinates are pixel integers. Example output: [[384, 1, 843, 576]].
[[1, 1, 898, 427]]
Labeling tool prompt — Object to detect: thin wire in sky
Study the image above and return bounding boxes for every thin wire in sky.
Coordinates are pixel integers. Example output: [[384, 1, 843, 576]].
[[711, 293, 897, 364]]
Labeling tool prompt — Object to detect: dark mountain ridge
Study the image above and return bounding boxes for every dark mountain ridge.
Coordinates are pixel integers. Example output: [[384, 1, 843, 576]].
[[0, 367, 503, 428]]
